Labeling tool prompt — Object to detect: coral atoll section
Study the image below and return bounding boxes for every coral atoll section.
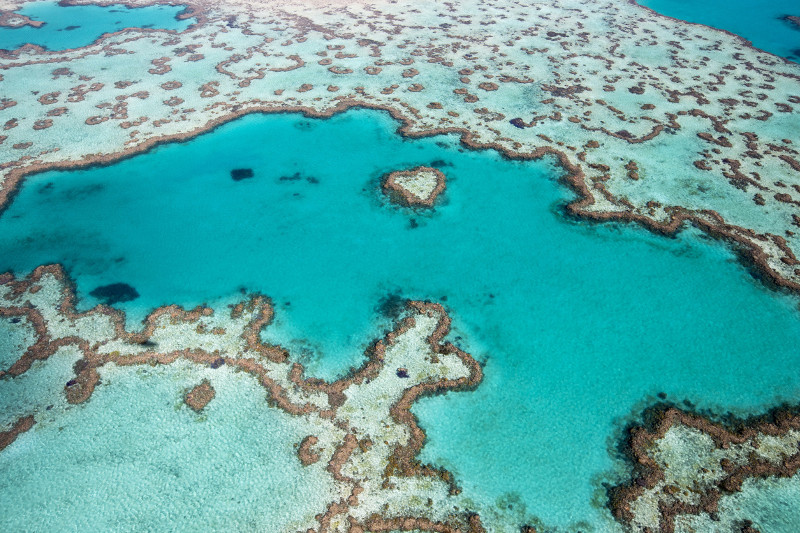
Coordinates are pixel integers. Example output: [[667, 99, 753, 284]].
[[610, 405, 800, 533], [0, 9, 42, 29], [0, 265, 485, 532], [3, 0, 800, 529]]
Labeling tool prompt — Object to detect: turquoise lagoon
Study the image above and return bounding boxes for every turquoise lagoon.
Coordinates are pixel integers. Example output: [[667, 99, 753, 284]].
[[638, 0, 800, 62], [0, 1, 193, 51], [1, 109, 800, 530]]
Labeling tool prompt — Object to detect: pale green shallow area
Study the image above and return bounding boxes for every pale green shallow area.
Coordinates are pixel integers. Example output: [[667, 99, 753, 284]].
[[0, 346, 80, 430], [0, 316, 35, 370], [1, 109, 799, 531], [678, 476, 800, 532], [0, 360, 333, 532]]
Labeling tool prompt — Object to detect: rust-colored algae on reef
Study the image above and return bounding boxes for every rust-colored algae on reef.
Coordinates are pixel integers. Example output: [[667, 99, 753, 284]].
[[0, 11, 43, 29], [0, 415, 35, 451], [297, 435, 322, 466]]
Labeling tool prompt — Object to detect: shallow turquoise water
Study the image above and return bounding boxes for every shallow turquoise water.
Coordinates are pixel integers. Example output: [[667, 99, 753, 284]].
[[0, 1, 192, 51], [638, 0, 800, 62], [1, 109, 800, 530]]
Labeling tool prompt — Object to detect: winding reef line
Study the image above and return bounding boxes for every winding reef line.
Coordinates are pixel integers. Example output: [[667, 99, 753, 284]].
[[0, 264, 485, 532]]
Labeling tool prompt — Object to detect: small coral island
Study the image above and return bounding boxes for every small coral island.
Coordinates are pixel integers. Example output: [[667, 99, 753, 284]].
[[382, 166, 446, 208]]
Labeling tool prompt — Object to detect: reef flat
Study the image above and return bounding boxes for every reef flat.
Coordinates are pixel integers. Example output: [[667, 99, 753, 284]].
[[0, 0, 799, 292], [637, 0, 800, 63]]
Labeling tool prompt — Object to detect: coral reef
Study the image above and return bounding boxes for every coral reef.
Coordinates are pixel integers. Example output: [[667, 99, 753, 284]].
[[184, 379, 215, 411], [383, 166, 446, 208], [610, 405, 800, 533], [0, 265, 484, 532]]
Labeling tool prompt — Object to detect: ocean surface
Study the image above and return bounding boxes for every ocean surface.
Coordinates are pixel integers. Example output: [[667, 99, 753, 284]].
[[637, 0, 800, 62], [2, 108, 800, 530], [0, 1, 192, 51], [2, 0, 800, 530]]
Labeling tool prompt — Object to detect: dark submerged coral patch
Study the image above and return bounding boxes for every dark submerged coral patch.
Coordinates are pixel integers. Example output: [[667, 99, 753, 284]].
[[89, 282, 139, 305], [779, 15, 800, 30], [230, 168, 254, 181], [376, 292, 407, 319]]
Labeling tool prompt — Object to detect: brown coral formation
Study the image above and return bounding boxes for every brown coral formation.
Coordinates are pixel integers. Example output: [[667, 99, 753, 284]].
[[349, 513, 485, 532], [0, 415, 35, 452], [298, 435, 322, 466], [0, 11, 43, 29], [184, 379, 216, 411], [148, 57, 172, 75], [609, 405, 800, 533], [625, 160, 640, 180], [382, 166, 446, 208]]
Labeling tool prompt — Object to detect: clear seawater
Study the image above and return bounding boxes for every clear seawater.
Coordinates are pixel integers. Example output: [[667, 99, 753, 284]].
[[1, 109, 800, 531], [0, 1, 193, 51], [638, 0, 800, 62]]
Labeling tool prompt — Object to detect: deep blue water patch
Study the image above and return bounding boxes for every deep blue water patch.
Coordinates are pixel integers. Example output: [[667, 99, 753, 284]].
[[1, 109, 800, 530], [0, 1, 193, 51], [637, 0, 800, 62]]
